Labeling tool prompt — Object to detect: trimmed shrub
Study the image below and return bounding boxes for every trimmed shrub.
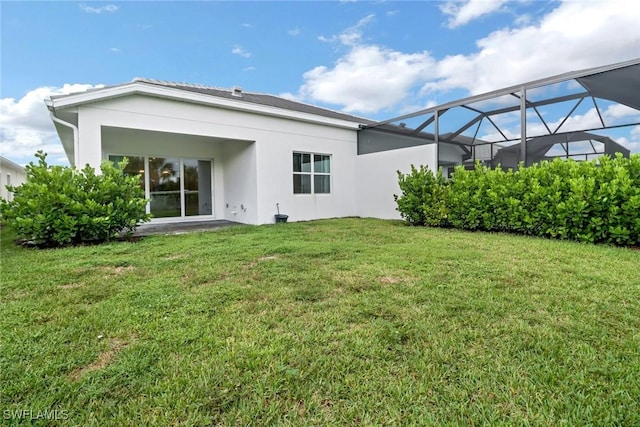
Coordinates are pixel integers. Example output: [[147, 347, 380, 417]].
[[394, 165, 449, 227], [0, 151, 151, 247], [395, 153, 640, 246]]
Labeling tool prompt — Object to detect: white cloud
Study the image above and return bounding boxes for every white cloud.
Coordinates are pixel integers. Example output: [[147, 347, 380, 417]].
[[440, 0, 508, 28], [603, 104, 640, 123], [425, 0, 640, 96], [78, 3, 119, 14], [545, 104, 640, 134], [298, 14, 436, 114], [0, 84, 102, 165], [514, 13, 531, 26], [108, 47, 121, 53], [288, 27, 301, 36], [243, 66, 256, 72], [397, 100, 439, 116], [615, 125, 640, 152], [295, 1, 640, 117], [301, 44, 435, 114], [242, 23, 253, 28], [318, 14, 375, 46], [231, 46, 251, 58]]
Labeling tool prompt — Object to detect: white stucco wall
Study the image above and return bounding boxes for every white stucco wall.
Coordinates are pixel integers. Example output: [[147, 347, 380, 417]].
[[222, 141, 257, 224], [0, 157, 27, 201], [355, 144, 437, 220], [73, 95, 359, 224], [439, 143, 466, 165], [253, 127, 358, 223]]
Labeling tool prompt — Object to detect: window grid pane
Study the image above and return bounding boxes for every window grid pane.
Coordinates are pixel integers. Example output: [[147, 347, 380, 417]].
[[293, 152, 330, 194], [293, 153, 312, 173], [314, 175, 330, 194], [293, 174, 311, 194], [314, 155, 330, 173]]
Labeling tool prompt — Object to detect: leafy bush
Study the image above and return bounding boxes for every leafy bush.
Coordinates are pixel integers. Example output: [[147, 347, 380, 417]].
[[0, 151, 151, 247], [396, 154, 640, 246], [394, 165, 449, 227]]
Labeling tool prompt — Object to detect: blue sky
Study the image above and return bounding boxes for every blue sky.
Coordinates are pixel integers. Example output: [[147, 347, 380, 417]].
[[1, 0, 639, 165]]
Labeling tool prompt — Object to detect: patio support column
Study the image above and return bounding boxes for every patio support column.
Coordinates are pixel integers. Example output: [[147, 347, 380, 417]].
[[520, 87, 527, 165], [77, 108, 104, 169]]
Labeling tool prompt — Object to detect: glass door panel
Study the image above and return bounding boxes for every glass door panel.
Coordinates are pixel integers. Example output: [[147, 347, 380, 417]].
[[148, 157, 181, 218], [109, 155, 145, 191], [184, 159, 212, 216]]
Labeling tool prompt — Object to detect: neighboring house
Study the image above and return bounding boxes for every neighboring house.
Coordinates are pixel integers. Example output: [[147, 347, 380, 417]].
[[46, 79, 435, 224], [0, 156, 27, 201]]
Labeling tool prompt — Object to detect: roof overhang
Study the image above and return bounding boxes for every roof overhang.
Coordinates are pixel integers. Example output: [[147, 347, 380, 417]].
[[46, 81, 363, 131], [0, 156, 26, 172]]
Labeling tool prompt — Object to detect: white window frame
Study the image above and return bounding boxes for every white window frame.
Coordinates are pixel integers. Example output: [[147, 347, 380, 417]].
[[293, 151, 331, 195]]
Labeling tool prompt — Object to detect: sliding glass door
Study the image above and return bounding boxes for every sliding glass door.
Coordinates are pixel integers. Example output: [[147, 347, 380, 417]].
[[149, 157, 181, 218], [110, 155, 213, 219], [184, 159, 212, 216]]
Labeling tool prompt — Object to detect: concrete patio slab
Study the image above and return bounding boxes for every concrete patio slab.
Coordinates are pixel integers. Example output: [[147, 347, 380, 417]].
[[133, 220, 242, 236]]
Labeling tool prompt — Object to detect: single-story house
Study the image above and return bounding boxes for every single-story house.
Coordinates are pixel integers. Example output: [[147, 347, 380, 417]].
[[46, 59, 638, 225], [0, 156, 27, 201], [46, 78, 436, 224]]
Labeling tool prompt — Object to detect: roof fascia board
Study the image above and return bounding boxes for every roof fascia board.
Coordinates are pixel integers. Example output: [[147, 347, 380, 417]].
[[369, 57, 640, 128], [48, 82, 362, 130], [0, 156, 26, 171]]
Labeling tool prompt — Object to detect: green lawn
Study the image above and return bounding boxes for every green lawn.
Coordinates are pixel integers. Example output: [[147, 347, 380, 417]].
[[1, 218, 639, 426]]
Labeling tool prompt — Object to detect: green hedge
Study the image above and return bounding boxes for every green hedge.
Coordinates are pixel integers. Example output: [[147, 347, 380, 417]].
[[395, 154, 640, 246], [394, 165, 449, 227], [0, 151, 151, 247]]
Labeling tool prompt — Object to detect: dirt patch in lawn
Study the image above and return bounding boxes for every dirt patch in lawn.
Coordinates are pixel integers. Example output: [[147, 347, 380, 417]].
[[246, 255, 281, 268], [112, 265, 135, 275], [95, 265, 136, 279], [58, 283, 84, 290], [68, 337, 130, 381]]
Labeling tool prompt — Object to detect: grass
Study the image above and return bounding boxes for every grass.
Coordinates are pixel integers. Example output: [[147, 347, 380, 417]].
[[1, 218, 639, 426]]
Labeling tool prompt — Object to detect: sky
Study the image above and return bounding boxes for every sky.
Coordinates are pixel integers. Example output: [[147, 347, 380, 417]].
[[1, 0, 639, 166]]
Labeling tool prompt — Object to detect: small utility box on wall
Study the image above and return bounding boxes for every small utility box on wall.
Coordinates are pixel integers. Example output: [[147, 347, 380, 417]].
[[274, 214, 288, 223], [274, 203, 288, 223]]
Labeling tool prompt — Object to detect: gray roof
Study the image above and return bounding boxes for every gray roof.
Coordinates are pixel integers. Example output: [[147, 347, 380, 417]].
[[132, 78, 375, 125]]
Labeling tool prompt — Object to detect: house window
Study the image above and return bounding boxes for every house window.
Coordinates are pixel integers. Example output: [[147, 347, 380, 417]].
[[293, 152, 330, 194]]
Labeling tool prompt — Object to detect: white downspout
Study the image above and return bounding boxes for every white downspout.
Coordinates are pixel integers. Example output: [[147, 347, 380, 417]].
[[49, 110, 79, 166]]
